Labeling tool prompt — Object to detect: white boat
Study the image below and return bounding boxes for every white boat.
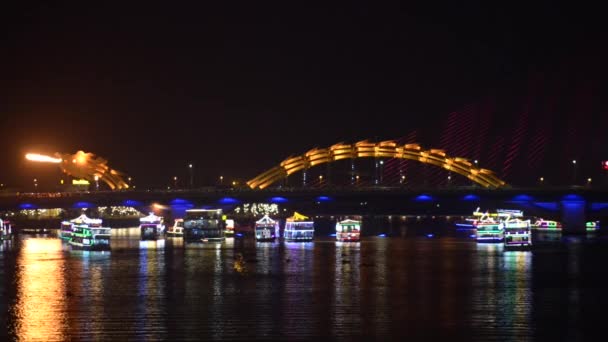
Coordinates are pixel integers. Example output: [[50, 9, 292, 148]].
[[166, 218, 184, 237], [254, 215, 277, 241], [139, 213, 165, 240]]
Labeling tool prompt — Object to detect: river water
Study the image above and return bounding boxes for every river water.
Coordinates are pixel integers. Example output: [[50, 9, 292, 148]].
[[1, 228, 607, 341]]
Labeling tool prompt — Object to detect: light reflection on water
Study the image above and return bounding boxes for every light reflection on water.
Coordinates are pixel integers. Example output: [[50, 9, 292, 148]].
[[12, 238, 68, 341], [1, 228, 608, 340]]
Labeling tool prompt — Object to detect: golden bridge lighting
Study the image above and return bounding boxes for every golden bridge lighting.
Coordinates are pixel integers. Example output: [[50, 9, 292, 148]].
[[247, 139, 508, 189], [25, 150, 130, 190], [25, 153, 62, 163]]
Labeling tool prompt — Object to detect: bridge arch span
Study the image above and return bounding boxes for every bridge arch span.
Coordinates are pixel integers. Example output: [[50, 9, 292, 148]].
[[247, 140, 507, 189]]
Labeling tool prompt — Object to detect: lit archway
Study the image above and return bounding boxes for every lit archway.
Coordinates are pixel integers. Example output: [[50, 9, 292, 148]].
[[247, 140, 507, 189]]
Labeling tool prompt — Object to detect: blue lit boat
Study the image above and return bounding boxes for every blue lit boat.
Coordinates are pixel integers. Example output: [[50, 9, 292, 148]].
[[284, 212, 314, 242]]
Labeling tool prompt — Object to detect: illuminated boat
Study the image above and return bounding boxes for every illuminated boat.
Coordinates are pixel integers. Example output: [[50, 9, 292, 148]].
[[254, 215, 277, 241], [69, 221, 111, 250], [166, 218, 184, 237], [61, 214, 102, 241], [224, 219, 235, 236], [474, 214, 503, 242], [503, 218, 532, 247], [284, 212, 314, 242], [60, 221, 73, 240], [532, 219, 562, 231], [183, 209, 225, 242], [586, 221, 600, 232], [1, 220, 13, 241], [454, 207, 484, 229], [139, 213, 165, 240], [336, 219, 361, 242]]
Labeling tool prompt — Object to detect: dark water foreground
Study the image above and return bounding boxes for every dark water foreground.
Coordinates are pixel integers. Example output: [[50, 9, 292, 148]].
[[1, 228, 608, 341]]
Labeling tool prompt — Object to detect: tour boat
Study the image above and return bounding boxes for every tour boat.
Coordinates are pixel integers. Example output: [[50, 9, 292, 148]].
[[254, 215, 277, 241], [532, 219, 562, 231], [60, 221, 73, 240], [503, 218, 532, 248], [1, 220, 13, 241], [474, 216, 504, 242], [61, 214, 102, 241], [284, 212, 314, 242], [166, 218, 184, 237], [69, 222, 111, 250], [139, 213, 165, 240], [183, 209, 225, 242], [335, 219, 361, 242]]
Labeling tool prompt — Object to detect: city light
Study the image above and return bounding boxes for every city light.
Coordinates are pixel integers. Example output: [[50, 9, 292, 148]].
[[25, 153, 62, 163]]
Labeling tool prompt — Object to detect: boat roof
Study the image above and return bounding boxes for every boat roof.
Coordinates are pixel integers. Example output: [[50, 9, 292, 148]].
[[70, 214, 102, 225], [287, 211, 310, 221], [140, 213, 162, 223], [338, 219, 361, 225], [256, 215, 276, 224]]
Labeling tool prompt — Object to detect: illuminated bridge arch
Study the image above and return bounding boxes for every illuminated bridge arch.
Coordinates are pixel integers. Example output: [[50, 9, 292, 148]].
[[247, 140, 507, 189]]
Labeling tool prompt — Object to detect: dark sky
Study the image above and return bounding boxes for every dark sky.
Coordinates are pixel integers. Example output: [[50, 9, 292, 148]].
[[1, 2, 606, 189]]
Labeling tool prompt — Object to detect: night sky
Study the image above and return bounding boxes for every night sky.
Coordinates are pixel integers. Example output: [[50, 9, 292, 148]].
[[1, 2, 606, 189]]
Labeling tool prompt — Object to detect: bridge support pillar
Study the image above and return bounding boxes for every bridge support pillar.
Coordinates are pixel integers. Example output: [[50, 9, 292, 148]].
[[561, 200, 587, 234]]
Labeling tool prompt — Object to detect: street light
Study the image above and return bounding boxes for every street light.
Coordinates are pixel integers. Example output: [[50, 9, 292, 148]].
[[356, 175, 360, 186], [94, 175, 99, 191], [173, 176, 178, 188], [319, 175, 323, 187], [220, 176, 223, 186], [188, 164, 193, 188], [539, 176, 544, 186], [33, 178, 38, 191], [587, 177, 592, 186], [572, 160, 577, 184]]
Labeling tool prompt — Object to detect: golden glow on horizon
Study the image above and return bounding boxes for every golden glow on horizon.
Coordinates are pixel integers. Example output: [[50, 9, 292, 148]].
[[25, 153, 62, 163]]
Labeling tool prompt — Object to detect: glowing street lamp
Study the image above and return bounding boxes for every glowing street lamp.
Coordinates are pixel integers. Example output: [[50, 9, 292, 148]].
[[33, 178, 38, 191], [220, 176, 224, 186], [188, 164, 193, 188], [94, 175, 99, 190], [587, 177, 592, 186], [356, 175, 360, 186], [319, 175, 323, 187], [173, 176, 178, 188], [539, 176, 544, 186], [572, 160, 577, 184]]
